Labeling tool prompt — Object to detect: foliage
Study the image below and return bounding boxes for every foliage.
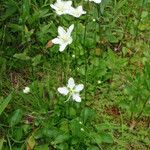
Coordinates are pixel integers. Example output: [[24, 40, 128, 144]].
[[0, 0, 150, 149]]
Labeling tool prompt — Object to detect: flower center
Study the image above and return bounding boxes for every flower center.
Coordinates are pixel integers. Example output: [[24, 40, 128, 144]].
[[61, 35, 69, 42], [57, 4, 65, 13]]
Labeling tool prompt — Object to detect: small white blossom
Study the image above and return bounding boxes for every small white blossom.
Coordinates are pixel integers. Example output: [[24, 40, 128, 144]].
[[97, 80, 102, 84], [58, 77, 84, 102], [23, 87, 30, 94], [68, 6, 86, 18], [72, 54, 75, 58], [79, 121, 82, 124], [50, 0, 72, 15], [89, 0, 102, 4], [81, 128, 84, 131], [93, 19, 96, 22], [52, 24, 74, 52]]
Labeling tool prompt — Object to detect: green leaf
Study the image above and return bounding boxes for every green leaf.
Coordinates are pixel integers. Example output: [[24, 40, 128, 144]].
[[22, 0, 30, 21], [27, 136, 36, 150], [12, 127, 23, 141], [32, 55, 42, 66], [13, 53, 30, 61], [100, 133, 113, 144], [54, 134, 70, 144], [10, 109, 23, 127], [87, 146, 99, 150], [81, 108, 95, 124], [0, 94, 12, 115], [0, 138, 4, 150], [34, 144, 49, 150]]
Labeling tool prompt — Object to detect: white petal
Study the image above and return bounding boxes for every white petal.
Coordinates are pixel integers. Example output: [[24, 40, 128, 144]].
[[23, 87, 30, 94], [67, 24, 74, 36], [50, 4, 57, 10], [66, 1, 72, 6], [67, 77, 75, 89], [89, 0, 102, 4], [52, 38, 60, 44], [74, 84, 84, 92], [58, 26, 66, 36], [59, 43, 67, 52], [78, 6, 86, 15], [58, 87, 69, 95], [67, 37, 73, 44], [72, 93, 81, 102]]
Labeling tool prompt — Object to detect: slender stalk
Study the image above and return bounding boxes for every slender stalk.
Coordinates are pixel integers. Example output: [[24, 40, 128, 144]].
[[66, 101, 71, 149], [97, 3, 101, 40], [7, 135, 12, 150], [74, 19, 78, 75], [83, 23, 88, 100], [66, 47, 70, 80], [136, 98, 149, 120]]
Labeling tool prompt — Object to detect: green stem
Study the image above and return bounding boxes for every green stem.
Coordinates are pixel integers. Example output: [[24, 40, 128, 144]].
[[136, 98, 149, 120], [97, 3, 101, 40], [74, 19, 78, 75], [7, 135, 12, 150], [83, 23, 88, 101]]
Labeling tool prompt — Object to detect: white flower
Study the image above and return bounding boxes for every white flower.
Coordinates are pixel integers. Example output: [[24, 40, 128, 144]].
[[72, 54, 75, 58], [89, 0, 102, 4], [58, 77, 84, 102], [81, 128, 84, 131], [68, 6, 86, 18], [97, 80, 102, 84], [50, 0, 72, 15], [79, 121, 82, 124], [93, 19, 96, 22], [23, 87, 30, 94], [52, 24, 74, 52]]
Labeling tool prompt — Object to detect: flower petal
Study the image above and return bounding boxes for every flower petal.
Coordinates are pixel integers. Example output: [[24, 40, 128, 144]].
[[67, 24, 74, 36], [74, 84, 84, 92], [52, 38, 60, 44], [58, 26, 66, 36], [50, 4, 57, 10], [66, 1, 72, 6], [59, 43, 67, 52], [72, 93, 81, 102], [67, 77, 75, 89], [58, 87, 69, 95]]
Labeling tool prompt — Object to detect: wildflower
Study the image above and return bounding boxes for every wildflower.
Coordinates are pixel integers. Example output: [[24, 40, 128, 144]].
[[79, 121, 83, 124], [52, 24, 74, 52], [97, 80, 102, 84], [93, 19, 96, 22], [58, 77, 84, 102], [23, 87, 30, 94], [81, 128, 84, 131], [72, 54, 75, 58], [69, 6, 86, 18], [89, 0, 102, 4], [50, 0, 72, 15]]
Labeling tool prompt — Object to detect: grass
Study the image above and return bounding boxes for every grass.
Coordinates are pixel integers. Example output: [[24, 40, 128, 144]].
[[0, 0, 150, 149]]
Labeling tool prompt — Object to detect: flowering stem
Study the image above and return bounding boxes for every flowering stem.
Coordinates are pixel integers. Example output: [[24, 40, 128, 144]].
[[61, 53, 64, 81], [83, 22, 88, 100], [64, 94, 72, 103], [74, 18, 78, 75], [97, 3, 101, 40], [66, 48, 70, 80]]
